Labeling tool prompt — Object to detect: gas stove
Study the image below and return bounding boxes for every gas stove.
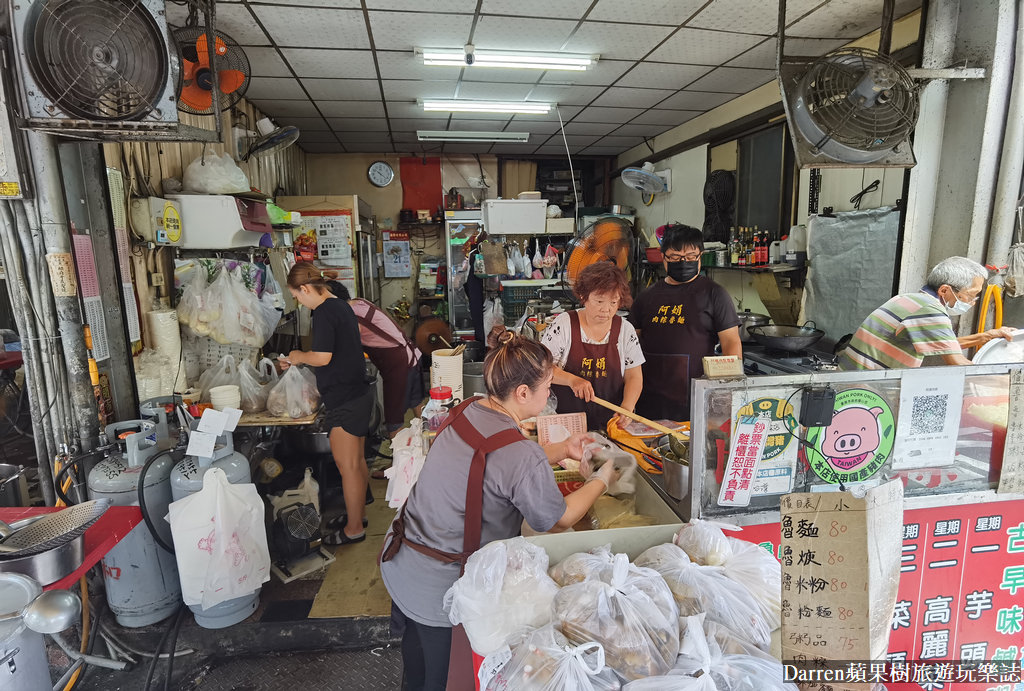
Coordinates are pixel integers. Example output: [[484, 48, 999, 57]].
[[743, 346, 839, 375]]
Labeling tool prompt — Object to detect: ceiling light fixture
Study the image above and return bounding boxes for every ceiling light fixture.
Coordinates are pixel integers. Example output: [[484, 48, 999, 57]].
[[416, 130, 530, 143], [420, 100, 552, 114], [420, 48, 597, 71]]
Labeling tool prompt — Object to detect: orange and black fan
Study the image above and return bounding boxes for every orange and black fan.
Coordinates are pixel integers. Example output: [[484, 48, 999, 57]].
[[172, 27, 250, 115], [564, 217, 634, 286]]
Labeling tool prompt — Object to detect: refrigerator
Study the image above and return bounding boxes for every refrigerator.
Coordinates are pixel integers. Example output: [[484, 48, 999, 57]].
[[444, 209, 483, 338]]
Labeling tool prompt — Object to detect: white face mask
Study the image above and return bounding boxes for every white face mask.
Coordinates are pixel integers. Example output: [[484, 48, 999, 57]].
[[947, 298, 973, 315]]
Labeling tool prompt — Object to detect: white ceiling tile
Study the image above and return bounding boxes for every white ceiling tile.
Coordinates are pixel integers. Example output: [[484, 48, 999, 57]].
[[166, 5, 270, 45], [560, 122, 619, 136], [390, 131, 422, 142], [540, 60, 635, 86], [343, 142, 395, 153], [526, 85, 604, 106], [381, 80, 458, 100], [244, 77, 308, 101], [282, 49, 377, 78], [442, 143, 496, 153], [647, 28, 763, 65], [317, 101, 386, 117], [581, 146, 630, 155], [376, 51, 463, 81], [563, 22, 675, 61], [390, 118, 452, 130], [686, 67, 774, 94], [446, 119, 516, 131], [303, 79, 381, 100], [449, 110, 516, 120], [727, 37, 848, 68], [245, 47, 292, 77], [629, 109, 699, 125], [592, 86, 674, 108], [787, 0, 922, 38], [473, 16, 578, 51], [595, 135, 645, 147], [385, 102, 450, 118], [481, 0, 592, 19], [462, 68, 542, 84], [614, 63, 711, 90], [253, 6, 369, 49], [512, 105, 582, 120], [533, 144, 585, 154], [302, 143, 347, 153], [609, 123, 674, 136], [276, 116, 331, 131], [490, 143, 543, 154], [589, 0, 707, 25], [335, 135, 393, 145], [256, 0, 361, 6], [574, 106, 646, 123], [366, 0, 477, 10], [504, 120, 561, 134], [298, 131, 341, 143], [688, 0, 821, 35], [253, 99, 320, 117], [658, 89, 737, 110], [369, 11, 473, 51], [455, 82, 535, 100], [328, 118, 390, 131]]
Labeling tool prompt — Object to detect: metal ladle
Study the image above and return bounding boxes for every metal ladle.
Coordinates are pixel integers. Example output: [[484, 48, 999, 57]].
[[0, 588, 81, 634]]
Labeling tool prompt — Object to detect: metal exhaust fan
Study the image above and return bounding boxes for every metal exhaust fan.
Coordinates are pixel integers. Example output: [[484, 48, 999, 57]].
[[620, 162, 668, 205], [240, 118, 300, 160], [779, 47, 920, 168], [172, 26, 250, 115]]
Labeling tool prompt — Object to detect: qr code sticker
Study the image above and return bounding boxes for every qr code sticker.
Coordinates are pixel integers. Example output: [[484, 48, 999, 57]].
[[910, 395, 947, 435]]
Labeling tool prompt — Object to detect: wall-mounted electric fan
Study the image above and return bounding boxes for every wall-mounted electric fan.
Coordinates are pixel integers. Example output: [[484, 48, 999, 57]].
[[621, 162, 669, 206], [241, 118, 300, 161], [172, 26, 250, 115]]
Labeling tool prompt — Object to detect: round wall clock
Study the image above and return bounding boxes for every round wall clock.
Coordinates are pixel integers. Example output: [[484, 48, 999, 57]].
[[368, 160, 395, 187]]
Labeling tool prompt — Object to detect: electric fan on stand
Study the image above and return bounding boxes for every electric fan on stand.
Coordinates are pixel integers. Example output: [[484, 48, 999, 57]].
[[172, 26, 251, 115]]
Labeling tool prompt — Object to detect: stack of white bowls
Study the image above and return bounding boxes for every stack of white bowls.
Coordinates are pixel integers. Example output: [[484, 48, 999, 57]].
[[209, 385, 241, 411]]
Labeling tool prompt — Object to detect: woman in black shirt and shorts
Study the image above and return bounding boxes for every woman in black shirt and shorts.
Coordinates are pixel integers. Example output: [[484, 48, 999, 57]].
[[283, 262, 373, 545]]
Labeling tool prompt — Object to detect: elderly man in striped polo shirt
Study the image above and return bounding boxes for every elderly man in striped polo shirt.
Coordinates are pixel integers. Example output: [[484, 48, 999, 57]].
[[839, 256, 1015, 370]]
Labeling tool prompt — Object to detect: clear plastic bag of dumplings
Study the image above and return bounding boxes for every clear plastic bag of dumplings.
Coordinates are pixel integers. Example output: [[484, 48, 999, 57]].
[[673, 519, 741, 566], [548, 544, 615, 587], [486, 625, 621, 691], [176, 268, 207, 328], [633, 543, 772, 649], [553, 553, 679, 681], [266, 366, 320, 418], [238, 359, 269, 413]]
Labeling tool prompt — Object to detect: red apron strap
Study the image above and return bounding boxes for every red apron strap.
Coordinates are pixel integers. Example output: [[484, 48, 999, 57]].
[[434, 396, 482, 437]]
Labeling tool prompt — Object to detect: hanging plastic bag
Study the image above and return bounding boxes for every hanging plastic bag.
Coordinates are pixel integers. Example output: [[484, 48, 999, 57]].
[[553, 553, 680, 681], [444, 537, 560, 656], [266, 366, 321, 418], [198, 355, 239, 402], [268, 467, 320, 519], [483, 296, 504, 336], [177, 268, 208, 328], [518, 240, 533, 275], [1006, 241, 1024, 298], [549, 544, 615, 586], [533, 239, 544, 269], [384, 418, 427, 508], [542, 242, 559, 279], [183, 151, 250, 195], [509, 244, 526, 278], [580, 436, 638, 496], [166, 468, 271, 609], [486, 625, 621, 691]]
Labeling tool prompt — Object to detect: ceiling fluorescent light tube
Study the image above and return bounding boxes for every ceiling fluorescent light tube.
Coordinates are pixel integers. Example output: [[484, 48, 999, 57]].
[[421, 100, 551, 114], [416, 130, 530, 143], [420, 49, 595, 71]]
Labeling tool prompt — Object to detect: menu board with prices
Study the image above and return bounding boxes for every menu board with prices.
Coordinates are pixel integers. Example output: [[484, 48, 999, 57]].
[[997, 369, 1024, 495], [735, 497, 1024, 690], [300, 210, 353, 267]]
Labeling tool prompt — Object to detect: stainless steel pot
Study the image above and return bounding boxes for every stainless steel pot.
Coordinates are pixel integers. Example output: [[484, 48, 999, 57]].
[[662, 458, 689, 501], [735, 310, 771, 343], [463, 362, 487, 399], [0, 534, 85, 586], [748, 323, 825, 352], [0, 466, 27, 507]]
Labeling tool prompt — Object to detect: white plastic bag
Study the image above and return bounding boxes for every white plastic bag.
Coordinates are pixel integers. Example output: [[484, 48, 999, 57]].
[[444, 537, 560, 656], [384, 418, 427, 508], [238, 359, 269, 413], [580, 436, 638, 496], [673, 519, 741, 566], [268, 467, 319, 519], [177, 269, 208, 328], [549, 544, 615, 586], [198, 355, 239, 402], [486, 625, 621, 691], [484, 296, 504, 334], [266, 366, 321, 418], [183, 151, 250, 195], [553, 553, 680, 681], [166, 468, 271, 609]]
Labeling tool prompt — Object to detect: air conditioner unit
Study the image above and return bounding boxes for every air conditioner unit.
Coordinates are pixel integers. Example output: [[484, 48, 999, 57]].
[[165, 195, 271, 249], [6, 0, 217, 142]]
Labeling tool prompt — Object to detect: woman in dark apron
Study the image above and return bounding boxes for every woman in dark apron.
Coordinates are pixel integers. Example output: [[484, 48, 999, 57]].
[[541, 262, 644, 430], [379, 334, 619, 690]]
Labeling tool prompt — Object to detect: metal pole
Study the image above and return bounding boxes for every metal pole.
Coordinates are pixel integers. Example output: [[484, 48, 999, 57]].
[[879, 0, 896, 55], [24, 130, 99, 454]]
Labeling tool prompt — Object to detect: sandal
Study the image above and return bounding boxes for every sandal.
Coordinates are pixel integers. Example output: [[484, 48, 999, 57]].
[[323, 529, 366, 546], [325, 515, 368, 530]]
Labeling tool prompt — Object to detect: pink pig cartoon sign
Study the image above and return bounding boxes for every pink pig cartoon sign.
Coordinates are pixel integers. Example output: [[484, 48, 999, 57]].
[[805, 388, 895, 485]]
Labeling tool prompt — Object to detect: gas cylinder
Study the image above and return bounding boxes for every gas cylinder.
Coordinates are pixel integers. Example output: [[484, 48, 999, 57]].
[[87, 420, 181, 627], [170, 430, 260, 629], [139, 396, 186, 451]]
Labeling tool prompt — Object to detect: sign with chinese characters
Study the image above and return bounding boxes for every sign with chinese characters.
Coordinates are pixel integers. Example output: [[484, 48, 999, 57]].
[[736, 498, 1024, 691], [731, 394, 798, 497], [997, 369, 1024, 495], [893, 368, 965, 470], [649, 303, 685, 326], [718, 414, 769, 507], [805, 388, 896, 485], [780, 480, 904, 690]]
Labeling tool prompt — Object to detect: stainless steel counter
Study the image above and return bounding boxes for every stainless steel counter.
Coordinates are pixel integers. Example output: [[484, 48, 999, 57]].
[[639, 469, 690, 521]]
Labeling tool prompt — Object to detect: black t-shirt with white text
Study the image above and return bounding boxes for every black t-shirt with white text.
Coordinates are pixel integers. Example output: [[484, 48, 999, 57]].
[[311, 296, 370, 407]]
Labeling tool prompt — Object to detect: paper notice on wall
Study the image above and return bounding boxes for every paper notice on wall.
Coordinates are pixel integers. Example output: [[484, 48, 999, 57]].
[[45, 253, 78, 297], [72, 235, 100, 297], [730, 392, 799, 497], [892, 367, 964, 469], [83, 297, 109, 361], [383, 240, 412, 278], [718, 413, 769, 507], [301, 211, 353, 267], [997, 368, 1024, 494], [114, 226, 141, 342]]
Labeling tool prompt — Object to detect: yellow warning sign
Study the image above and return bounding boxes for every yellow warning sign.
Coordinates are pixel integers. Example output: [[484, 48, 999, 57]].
[[0, 182, 21, 197], [163, 202, 182, 243]]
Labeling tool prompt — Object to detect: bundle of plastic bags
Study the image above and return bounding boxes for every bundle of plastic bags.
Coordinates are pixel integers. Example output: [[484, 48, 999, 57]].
[[183, 151, 250, 194], [178, 265, 280, 348], [266, 366, 320, 418], [553, 553, 680, 681], [445, 537, 560, 656], [238, 358, 279, 414], [486, 625, 621, 691]]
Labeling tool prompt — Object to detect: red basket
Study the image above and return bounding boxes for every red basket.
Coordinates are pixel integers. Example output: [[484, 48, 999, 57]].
[[645, 247, 663, 263]]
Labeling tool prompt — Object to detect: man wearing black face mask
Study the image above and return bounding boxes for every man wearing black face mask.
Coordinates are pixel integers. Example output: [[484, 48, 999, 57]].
[[628, 224, 742, 422]]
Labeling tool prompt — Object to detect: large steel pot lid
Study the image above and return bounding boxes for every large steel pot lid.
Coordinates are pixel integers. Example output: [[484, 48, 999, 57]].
[[0, 572, 41, 642], [973, 328, 1024, 364]]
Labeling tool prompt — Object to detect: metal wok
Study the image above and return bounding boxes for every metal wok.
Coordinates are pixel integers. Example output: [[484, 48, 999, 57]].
[[747, 324, 825, 352]]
